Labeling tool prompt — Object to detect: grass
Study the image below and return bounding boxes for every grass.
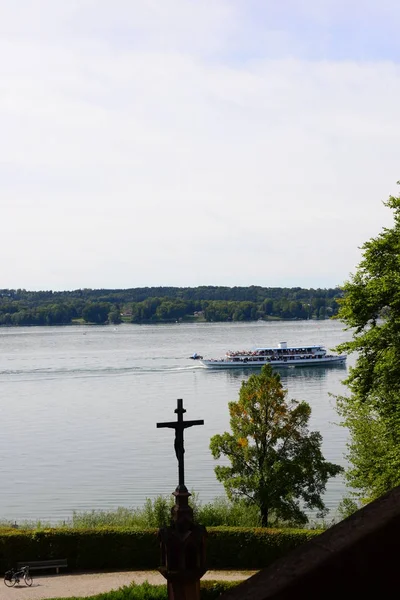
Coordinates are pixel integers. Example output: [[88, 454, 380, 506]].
[[44, 581, 239, 600], [0, 495, 263, 530], [0, 494, 332, 531]]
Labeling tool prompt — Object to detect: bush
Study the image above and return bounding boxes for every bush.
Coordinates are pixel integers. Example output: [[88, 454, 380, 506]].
[[0, 527, 320, 573], [197, 498, 262, 527], [3, 496, 317, 530], [70, 498, 175, 530], [0, 529, 158, 573], [207, 527, 319, 569], [8, 496, 263, 530]]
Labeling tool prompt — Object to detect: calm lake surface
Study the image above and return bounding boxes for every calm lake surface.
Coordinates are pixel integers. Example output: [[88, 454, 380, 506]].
[[0, 320, 353, 523]]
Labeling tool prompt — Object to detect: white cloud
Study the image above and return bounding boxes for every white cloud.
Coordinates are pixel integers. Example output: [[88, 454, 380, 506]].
[[0, 1, 399, 290]]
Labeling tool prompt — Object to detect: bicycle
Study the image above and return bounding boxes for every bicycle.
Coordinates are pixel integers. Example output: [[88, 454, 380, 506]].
[[4, 565, 33, 587]]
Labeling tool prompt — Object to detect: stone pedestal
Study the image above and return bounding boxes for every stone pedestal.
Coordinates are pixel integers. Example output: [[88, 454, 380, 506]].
[[158, 485, 207, 600]]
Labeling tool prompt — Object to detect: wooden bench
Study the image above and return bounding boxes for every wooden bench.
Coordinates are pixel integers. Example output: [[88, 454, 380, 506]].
[[16, 559, 68, 574]]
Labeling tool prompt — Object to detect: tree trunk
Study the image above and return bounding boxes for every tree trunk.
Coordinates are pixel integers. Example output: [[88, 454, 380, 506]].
[[260, 504, 269, 527]]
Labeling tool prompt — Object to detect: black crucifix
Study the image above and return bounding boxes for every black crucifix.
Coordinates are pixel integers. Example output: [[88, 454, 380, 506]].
[[157, 399, 204, 489]]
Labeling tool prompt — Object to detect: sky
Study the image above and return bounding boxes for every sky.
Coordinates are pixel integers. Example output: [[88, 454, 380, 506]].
[[1, 0, 400, 291]]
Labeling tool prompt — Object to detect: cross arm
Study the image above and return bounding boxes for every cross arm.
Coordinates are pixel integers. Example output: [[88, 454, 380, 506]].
[[157, 420, 204, 429], [157, 421, 178, 429], [183, 420, 204, 428]]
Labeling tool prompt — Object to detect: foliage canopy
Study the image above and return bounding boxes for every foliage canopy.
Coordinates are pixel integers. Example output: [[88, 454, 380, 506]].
[[210, 365, 342, 526], [336, 189, 400, 501], [0, 286, 341, 325]]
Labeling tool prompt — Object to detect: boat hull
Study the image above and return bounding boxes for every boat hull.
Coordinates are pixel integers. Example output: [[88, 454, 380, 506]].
[[200, 355, 347, 369]]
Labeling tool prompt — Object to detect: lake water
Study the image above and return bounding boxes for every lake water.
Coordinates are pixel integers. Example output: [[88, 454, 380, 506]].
[[0, 320, 353, 524]]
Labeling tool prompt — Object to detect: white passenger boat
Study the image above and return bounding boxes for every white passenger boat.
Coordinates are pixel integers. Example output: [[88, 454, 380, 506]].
[[199, 342, 346, 369]]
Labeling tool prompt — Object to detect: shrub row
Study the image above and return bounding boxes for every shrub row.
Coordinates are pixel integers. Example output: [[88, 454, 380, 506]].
[[0, 527, 320, 573], [207, 527, 319, 568], [47, 581, 239, 600]]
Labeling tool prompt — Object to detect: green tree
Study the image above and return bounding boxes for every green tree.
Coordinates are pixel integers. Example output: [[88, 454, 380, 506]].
[[82, 302, 109, 324], [335, 187, 400, 502], [108, 309, 122, 324], [210, 365, 342, 526]]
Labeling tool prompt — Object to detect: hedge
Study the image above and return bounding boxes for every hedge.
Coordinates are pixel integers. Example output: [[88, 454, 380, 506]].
[[206, 527, 319, 568], [0, 527, 321, 573], [46, 581, 239, 600]]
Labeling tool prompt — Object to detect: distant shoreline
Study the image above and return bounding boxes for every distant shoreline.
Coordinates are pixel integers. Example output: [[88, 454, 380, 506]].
[[0, 286, 342, 326], [0, 316, 331, 328]]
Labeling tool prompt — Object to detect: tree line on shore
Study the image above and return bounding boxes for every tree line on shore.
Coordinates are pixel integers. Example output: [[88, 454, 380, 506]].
[[0, 286, 341, 326]]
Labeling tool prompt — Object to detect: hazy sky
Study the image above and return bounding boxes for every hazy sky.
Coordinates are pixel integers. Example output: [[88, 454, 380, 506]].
[[2, 1, 400, 291]]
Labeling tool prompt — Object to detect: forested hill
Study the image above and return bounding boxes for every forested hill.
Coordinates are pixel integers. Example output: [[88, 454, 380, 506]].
[[0, 286, 343, 326]]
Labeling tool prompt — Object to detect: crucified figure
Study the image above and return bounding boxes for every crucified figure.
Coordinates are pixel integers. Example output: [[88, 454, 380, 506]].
[[157, 399, 204, 487]]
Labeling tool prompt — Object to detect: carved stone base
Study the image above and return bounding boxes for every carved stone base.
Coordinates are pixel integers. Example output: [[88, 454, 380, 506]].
[[158, 486, 207, 600], [167, 579, 200, 600]]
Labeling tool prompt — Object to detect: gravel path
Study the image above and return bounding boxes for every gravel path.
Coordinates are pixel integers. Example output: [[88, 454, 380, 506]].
[[2, 570, 255, 599]]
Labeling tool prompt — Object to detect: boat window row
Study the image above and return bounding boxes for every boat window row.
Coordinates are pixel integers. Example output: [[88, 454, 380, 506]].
[[230, 354, 325, 363], [227, 347, 323, 358]]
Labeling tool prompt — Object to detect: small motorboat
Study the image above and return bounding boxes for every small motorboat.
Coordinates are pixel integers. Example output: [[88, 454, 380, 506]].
[[189, 353, 203, 360]]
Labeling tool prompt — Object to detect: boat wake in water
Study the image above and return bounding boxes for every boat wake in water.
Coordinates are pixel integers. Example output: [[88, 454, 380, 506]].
[[0, 363, 202, 381]]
